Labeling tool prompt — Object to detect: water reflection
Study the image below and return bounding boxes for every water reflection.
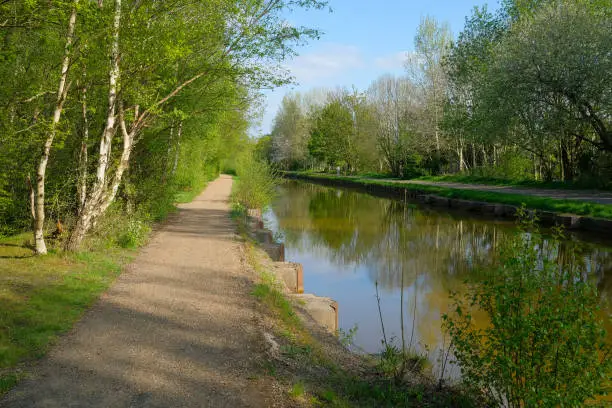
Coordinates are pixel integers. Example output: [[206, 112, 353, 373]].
[[265, 181, 612, 372]]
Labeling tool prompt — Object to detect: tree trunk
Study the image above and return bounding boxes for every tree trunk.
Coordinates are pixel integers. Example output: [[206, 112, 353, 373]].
[[481, 146, 488, 167], [493, 145, 497, 167], [33, 2, 78, 255], [78, 79, 89, 214], [561, 141, 573, 182], [26, 176, 35, 220], [67, 0, 121, 251], [171, 121, 183, 176]]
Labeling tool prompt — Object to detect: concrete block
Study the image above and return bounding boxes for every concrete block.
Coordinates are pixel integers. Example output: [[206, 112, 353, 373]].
[[465, 200, 484, 212], [262, 242, 285, 262], [450, 199, 483, 212], [555, 214, 582, 229], [292, 293, 338, 334], [274, 262, 304, 293], [255, 229, 274, 244]]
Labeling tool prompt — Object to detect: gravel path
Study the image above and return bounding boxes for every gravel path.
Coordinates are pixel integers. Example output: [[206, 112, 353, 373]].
[[1, 175, 276, 408], [388, 179, 612, 205]]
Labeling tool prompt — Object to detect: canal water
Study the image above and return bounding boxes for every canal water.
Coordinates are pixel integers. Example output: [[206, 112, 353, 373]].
[[264, 180, 612, 379]]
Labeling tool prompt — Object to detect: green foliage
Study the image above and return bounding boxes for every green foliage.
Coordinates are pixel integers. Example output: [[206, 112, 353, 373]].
[[337, 324, 358, 348], [270, 0, 612, 185], [233, 149, 279, 212], [0, 0, 328, 248], [308, 99, 354, 168], [444, 215, 612, 407], [116, 218, 150, 249], [377, 342, 427, 383], [289, 381, 306, 398]]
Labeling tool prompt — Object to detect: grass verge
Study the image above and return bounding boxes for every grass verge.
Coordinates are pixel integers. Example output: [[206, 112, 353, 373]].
[[285, 172, 612, 220], [0, 233, 135, 395], [415, 174, 612, 191]]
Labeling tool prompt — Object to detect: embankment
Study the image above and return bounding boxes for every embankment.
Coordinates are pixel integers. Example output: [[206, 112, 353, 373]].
[[239, 213, 476, 407], [283, 172, 612, 235]]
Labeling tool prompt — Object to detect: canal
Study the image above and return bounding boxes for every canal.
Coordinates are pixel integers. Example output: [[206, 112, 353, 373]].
[[264, 180, 612, 379]]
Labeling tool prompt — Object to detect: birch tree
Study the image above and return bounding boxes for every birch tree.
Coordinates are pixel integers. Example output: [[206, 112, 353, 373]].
[[32, 1, 78, 254]]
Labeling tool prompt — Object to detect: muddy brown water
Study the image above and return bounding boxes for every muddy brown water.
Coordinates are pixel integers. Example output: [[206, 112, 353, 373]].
[[264, 180, 612, 380]]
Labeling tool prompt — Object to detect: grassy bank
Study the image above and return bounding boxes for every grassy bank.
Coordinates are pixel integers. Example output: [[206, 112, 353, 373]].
[[237, 218, 474, 407], [415, 174, 612, 191], [0, 233, 135, 394], [285, 172, 612, 220]]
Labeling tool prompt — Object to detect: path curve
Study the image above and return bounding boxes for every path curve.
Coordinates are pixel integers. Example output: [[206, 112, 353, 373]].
[[388, 179, 612, 205], [1, 175, 276, 408]]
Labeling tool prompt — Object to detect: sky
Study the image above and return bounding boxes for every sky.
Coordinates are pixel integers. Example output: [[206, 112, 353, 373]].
[[252, 0, 499, 136]]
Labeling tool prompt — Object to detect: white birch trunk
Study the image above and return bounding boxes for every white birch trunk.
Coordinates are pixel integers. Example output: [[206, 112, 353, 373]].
[[67, 0, 121, 251], [98, 105, 134, 216], [33, 2, 78, 255], [77, 80, 89, 214], [172, 121, 183, 176], [92, 0, 121, 205]]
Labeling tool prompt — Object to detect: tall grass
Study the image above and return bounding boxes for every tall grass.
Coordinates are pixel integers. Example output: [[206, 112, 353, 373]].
[[232, 150, 278, 215]]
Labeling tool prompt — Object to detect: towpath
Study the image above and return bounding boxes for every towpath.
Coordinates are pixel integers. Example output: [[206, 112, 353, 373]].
[[1, 175, 279, 408], [384, 179, 612, 205]]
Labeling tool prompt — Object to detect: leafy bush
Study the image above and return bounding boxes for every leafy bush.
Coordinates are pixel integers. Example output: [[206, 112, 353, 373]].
[[85, 204, 151, 250], [444, 214, 611, 407], [232, 150, 278, 213], [116, 218, 151, 249]]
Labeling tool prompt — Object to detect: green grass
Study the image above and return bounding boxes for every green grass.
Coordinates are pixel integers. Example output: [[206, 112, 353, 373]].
[[174, 182, 209, 204], [0, 233, 135, 395], [285, 172, 612, 220], [415, 174, 612, 191]]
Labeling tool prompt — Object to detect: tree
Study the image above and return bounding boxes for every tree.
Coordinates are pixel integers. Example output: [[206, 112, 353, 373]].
[[270, 94, 310, 169], [368, 75, 422, 177], [493, 1, 612, 153], [308, 99, 353, 169], [408, 16, 453, 161]]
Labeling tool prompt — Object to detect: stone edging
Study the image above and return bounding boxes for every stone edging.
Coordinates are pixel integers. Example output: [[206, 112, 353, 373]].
[[246, 216, 339, 334]]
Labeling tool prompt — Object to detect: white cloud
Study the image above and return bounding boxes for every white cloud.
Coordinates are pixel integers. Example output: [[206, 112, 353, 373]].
[[374, 51, 410, 70], [287, 44, 365, 84]]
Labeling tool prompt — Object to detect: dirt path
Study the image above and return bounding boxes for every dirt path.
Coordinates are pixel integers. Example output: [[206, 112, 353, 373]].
[[1, 175, 278, 408], [387, 179, 612, 205]]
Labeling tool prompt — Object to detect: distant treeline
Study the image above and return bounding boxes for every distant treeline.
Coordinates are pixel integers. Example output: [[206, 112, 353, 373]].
[[262, 0, 612, 186]]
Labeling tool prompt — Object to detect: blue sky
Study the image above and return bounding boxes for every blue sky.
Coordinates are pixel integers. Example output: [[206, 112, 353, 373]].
[[253, 0, 499, 136]]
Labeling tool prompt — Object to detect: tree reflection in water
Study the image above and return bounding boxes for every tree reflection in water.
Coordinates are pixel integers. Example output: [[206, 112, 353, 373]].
[[265, 181, 612, 374]]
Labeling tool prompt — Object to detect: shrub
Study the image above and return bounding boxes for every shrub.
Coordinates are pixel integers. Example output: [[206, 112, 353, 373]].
[[232, 150, 278, 214], [444, 214, 611, 407], [116, 218, 151, 249]]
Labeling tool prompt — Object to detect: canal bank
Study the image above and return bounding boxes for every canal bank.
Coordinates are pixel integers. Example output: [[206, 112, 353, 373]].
[[283, 172, 612, 235], [238, 208, 478, 407], [263, 179, 612, 404]]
